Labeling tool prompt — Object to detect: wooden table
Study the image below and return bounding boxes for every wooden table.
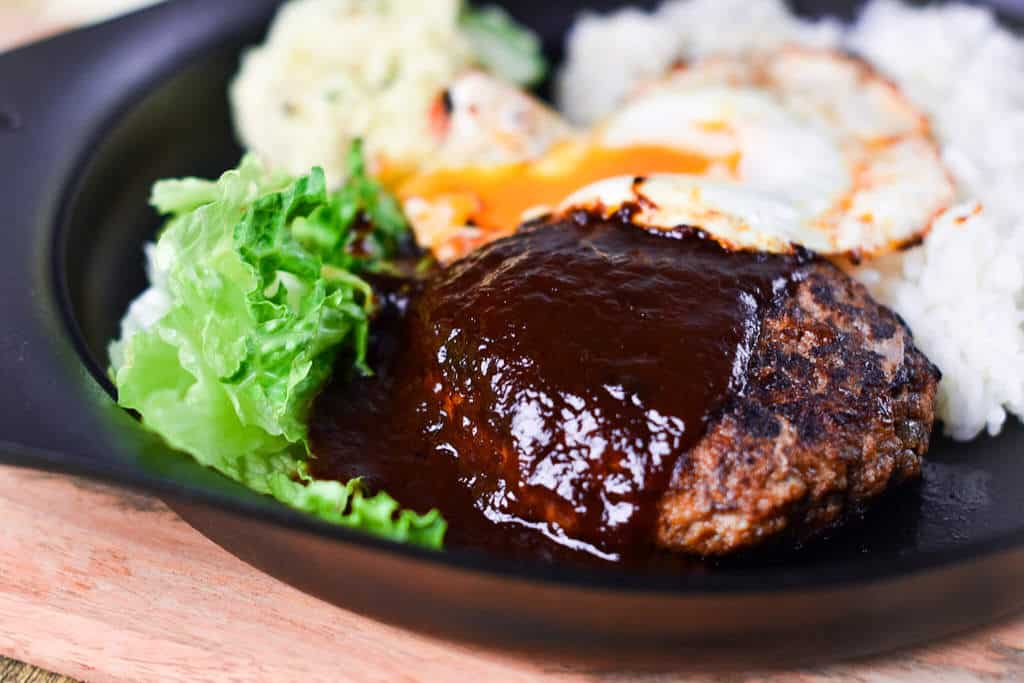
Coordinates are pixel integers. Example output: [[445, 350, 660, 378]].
[[1, 657, 72, 683], [1, 464, 1023, 682]]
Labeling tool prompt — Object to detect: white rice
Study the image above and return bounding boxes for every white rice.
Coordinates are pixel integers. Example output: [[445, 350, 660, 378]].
[[558, 0, 1024, 441], [850, 1, 1024, 440]]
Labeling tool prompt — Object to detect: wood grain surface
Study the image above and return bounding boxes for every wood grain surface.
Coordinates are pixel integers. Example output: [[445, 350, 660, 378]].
[[0, 464, 1023, 682], [0, 656, 73, 683]]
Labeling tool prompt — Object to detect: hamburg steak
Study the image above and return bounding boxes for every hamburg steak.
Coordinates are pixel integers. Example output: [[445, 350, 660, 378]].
[[400, 213, 940, 558]]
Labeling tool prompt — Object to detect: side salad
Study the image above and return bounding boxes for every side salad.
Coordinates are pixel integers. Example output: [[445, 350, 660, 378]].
[[110, 144, 446, 548]]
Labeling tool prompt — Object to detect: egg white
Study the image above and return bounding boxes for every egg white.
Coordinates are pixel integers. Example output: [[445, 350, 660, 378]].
[[579, 48, 955, 255]]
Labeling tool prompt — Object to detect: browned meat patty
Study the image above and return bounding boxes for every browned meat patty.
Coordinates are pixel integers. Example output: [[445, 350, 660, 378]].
[[656, 264, 940, 555], [400, 214, 940, 558]]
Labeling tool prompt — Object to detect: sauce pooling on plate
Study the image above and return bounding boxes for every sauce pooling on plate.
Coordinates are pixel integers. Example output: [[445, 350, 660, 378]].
[[309, 213, 806, 564]]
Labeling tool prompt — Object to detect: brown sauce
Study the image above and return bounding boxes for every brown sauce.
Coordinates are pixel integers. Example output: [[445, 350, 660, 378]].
[[309, 214, 806, 566]]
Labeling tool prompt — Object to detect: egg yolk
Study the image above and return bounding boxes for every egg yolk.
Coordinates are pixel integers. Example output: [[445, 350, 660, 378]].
[[398, 141, 733, 238]]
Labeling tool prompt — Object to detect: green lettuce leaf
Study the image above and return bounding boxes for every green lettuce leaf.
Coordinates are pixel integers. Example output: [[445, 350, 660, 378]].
[[460, 4, 548, 88], [110, 149, 446, 549]]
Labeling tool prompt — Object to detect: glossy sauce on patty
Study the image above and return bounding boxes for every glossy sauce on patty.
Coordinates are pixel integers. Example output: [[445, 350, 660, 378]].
[[309, 213, 807, 564]]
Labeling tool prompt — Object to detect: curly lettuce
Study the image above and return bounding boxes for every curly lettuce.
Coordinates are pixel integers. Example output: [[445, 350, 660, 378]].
[[110, 146, 445, 548]]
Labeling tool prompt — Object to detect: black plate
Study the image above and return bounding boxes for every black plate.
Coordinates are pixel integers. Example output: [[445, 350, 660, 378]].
[[2, 0, 1023, 668]]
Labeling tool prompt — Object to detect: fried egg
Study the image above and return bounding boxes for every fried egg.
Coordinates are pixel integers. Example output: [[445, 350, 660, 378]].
[[402, 48, 955, 262], [405, 73, 715, 262]]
